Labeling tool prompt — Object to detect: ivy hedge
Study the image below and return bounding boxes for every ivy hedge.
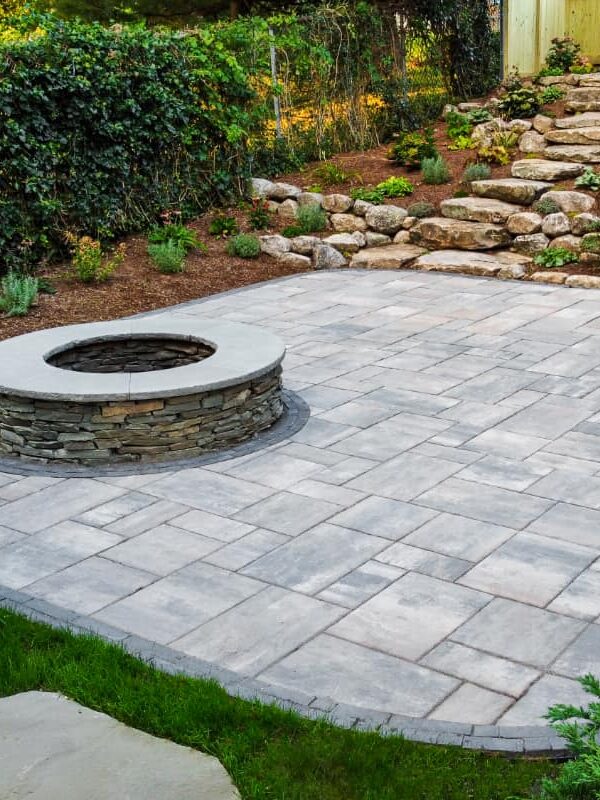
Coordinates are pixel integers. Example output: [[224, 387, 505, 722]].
[[0, 16, 252, 271]]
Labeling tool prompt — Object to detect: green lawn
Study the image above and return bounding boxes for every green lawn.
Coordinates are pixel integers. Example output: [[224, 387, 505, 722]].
[[0, 607, 552, 800]]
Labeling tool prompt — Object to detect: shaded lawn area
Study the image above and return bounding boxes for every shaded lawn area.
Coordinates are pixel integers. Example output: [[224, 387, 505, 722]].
[[0, 608, 552, 800]]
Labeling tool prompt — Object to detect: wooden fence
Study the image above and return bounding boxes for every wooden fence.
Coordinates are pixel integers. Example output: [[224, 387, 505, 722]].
[[503, 0, 600, 76]]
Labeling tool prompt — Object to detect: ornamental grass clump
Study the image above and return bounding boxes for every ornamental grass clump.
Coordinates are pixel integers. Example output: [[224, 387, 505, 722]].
[[0, 271, 39, 317]]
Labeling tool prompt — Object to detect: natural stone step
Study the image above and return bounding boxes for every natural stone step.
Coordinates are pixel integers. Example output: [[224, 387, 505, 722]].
[[545, 127, 600, 145], [566, 88, 600, 112], [440, 197, 524, 224], [409, 218, 511, 251], [412, 250, 531, 277], [542, 190, 596, 214], [470, 178, 551, 205], [350, 243, 426, 269], [544, 144, 600, 163], [556, 112, 600, 129], [578, 74, 600, 87], [511, 159, 585, 181]]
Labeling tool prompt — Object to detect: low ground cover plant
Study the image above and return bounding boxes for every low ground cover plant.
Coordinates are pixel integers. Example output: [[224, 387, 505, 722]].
[[148, 224, 203, 252], [350, 188, 385, 204], [534, 197, 561, 215], [209, 215, 239, 238], [226, 233, 261, 259], [407, 201, 435, 218], [376, 177, 414, 197], [312, 162, 362, 187], [534, 247, 579, 268], [575, 168, 600, 192], [66, 234, 125, 283], [0, 271, 39, 316], [540, 85, 566, 105]]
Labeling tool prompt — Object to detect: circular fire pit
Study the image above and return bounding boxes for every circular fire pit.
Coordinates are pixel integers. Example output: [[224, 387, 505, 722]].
[[0, 318, 285, 465]]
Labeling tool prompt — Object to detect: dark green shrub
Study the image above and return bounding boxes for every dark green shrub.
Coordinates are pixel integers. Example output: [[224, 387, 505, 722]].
[[296, 204, 327, 233], [540, 85, 566, 105], [387, 129, 437, 169], [445, 112, 473, 141], [534, 247, 578, 268], [0, 14, 251, 271], [546, 36, 580, 72], [534, 197, 561, 215], [147, 241, 186, 274], [247, 198, 272, 231], [407, 201, 435, 218], [350, 188, 385, 204], [0, 272, 39, 316], [209, 215, 239, 238], [536, 66, 564, 79], [148, 224, 204, 252], [422, 156, 451, 185], [462, 163, 492, 182], [226, 233, 261, 259], [467, 108, 493, 125]]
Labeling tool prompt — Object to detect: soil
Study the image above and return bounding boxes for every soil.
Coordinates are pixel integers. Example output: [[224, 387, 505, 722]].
[[1, 97, 598, 342]]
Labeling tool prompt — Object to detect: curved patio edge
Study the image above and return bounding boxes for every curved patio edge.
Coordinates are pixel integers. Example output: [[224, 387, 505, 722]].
[[0, 588, 569, 757]]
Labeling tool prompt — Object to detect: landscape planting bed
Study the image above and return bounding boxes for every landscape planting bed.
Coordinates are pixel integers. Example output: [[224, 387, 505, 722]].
[[0, 318, 285, 465]]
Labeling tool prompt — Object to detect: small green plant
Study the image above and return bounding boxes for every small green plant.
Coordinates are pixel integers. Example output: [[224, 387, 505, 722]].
[[312, 162, 361, 187], [0, 271, 39, 316], [445, 111, 473, 141], [208, 215, 239, 238], [453, 190, 470, 198], [533, 197, 561, 215], [467, 108, 493, 125], [576, 168, 600, 192], [407, 201, 435, 218], [376, 176, 414, 197], [536, 66, 564, 79], [421, 155, 451, 184], [571, 56, 594, 75], [475, 145, 512, 166], [247, 198, 272, 230], [537, 674, 600, 800], [534, 247, 578, 268], [306, 183, 323, 193], [350, 187, 385, 204], [66, 233, 125, 283], [148, 224, 202, 252], [546, 36, 581, 72], [448, 135, 474, 151], [583, 219, 600, 233], [462, 162, 492, 182], [226, 233, 261, 259], [387, 129, 437, 168], [540, 85, 566, 105], [297, 204, 327, 233], [147, 241, 186, 273], [582, 234, 600, 254], [498, 86, 542, 119]]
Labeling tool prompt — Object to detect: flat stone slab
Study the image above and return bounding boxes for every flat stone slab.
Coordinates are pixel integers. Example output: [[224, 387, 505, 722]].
[[350, 244, 425, 269], [511, 159, 586, 181], [413, 249, 531, 277], [470, 178, 551, 206], [556, 112, 600, 129], [545, 127, 600, 145], [440, 197, 524, 224], [544, 144, 600, 163], [0, 692, 239, 800], [409, 217, 511, 250]]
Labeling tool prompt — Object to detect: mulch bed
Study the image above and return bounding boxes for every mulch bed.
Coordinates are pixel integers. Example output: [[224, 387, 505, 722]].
[[2, 97, 598, 341]]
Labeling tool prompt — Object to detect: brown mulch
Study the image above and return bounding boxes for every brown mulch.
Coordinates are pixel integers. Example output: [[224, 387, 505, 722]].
[[2, 97, 599, 342]]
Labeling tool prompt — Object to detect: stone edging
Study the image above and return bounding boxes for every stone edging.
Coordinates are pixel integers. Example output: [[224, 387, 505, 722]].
[[0, 588, 569, 757]]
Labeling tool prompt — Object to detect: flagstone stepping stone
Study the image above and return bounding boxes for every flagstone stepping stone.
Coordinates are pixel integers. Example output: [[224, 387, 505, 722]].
[[542, 191, 596, 214], [556, 112, 600, 129], [545, 127, 600, 145], [544, 144, 600, 163], [412, 249, 531, 277], [409, 217, 511, 250], [471, 178, 551, 206], [566, 87, 600, 112], [512, 159, 586, 181], [440, 197, 524, 224], [350, 243, 425, 269], [324, 233, 361, 253], [0, 692, 240, 800]]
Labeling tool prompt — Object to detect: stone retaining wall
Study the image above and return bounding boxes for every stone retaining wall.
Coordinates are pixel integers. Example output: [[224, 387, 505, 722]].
[[0, 367, 283, 465]]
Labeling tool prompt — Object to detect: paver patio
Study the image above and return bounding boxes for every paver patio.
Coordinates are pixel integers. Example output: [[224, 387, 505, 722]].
[[1, 269, 599, 734]]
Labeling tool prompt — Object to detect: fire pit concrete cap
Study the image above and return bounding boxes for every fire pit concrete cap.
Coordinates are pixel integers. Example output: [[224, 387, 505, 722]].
[[0, 318, 286, 401]]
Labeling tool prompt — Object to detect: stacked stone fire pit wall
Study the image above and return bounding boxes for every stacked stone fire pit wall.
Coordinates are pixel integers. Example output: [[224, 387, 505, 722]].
[[0, 320, 285, 466]]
